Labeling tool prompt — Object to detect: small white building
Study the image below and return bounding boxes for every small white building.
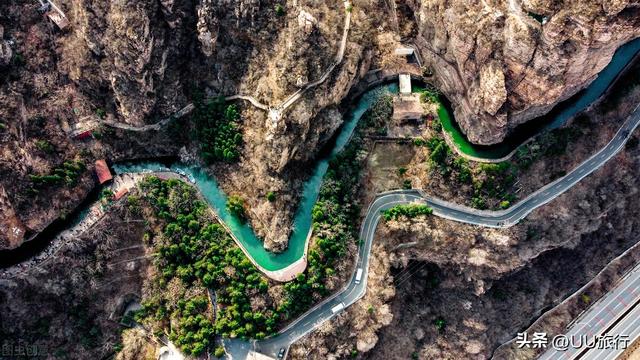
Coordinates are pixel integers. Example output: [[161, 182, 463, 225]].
[[394, 47, 414, 57], [399, 74, 412, 95], [47, 10, 70, 30]]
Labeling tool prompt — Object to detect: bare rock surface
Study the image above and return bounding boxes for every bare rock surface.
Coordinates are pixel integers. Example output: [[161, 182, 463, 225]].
[[412, 0, 640, 144], [1, 0, 639, 254]]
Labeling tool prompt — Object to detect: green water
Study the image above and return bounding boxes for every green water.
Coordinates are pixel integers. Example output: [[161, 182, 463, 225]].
[[112, 37, 640, 271], [439, 37, 640, 159], [113, 84, 397, 271]]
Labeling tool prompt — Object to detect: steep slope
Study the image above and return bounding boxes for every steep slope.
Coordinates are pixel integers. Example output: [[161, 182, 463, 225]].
[[411, 0, 640, 144]]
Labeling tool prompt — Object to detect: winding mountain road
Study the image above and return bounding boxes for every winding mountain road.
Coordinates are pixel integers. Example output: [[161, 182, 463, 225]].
[[224, 103, 640, 359]]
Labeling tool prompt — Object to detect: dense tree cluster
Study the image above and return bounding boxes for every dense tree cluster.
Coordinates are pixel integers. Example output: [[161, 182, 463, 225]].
[[226, 195, 247, 223], [170, 296, 216, 355], [361, 95, 393, 136], [133, 177, 271, 354], [192, 94, 243, 163], [419, 88, 440, 104], [414, 116, 517, 210], [382, 204, 433, 221], [471, 162, 516, 210], [29, 159, 86, 191]]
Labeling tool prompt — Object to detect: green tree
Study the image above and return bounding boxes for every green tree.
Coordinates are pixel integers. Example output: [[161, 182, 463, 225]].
[[275, 4, 285, 16], [35, 139, 55, 154], [192, 96, 243, 163], [214, 346, 226, 358], [96, 108, 107, 119], [226, 195, 246, 222]]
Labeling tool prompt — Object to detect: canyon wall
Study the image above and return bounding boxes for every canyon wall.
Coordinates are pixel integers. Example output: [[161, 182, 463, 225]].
[[2, 0, 640, 251], [411, 0, 640, 144]]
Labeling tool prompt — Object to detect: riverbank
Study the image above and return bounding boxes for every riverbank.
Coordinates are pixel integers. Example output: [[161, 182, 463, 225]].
[[438, 37, 640, 162], [368, 61, 640, 212], [5, 64, 640, 280], [0, 173, 145, 278], [6, 31, 639, 274]]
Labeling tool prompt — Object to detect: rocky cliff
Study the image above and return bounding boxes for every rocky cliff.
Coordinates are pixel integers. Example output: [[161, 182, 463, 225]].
[[59, 0, 194, 126], [55, 0, 640, 145], [2, 0, 639, 252], [410, 0, 640, 144]]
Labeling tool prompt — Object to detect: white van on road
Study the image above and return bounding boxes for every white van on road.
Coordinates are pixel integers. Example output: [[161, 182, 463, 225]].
[[355, 268, 363, 284], [331, 302, 345, 314]]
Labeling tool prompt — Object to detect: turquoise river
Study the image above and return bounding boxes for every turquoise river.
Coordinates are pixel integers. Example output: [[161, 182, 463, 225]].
[[112, 38, 640, 272]]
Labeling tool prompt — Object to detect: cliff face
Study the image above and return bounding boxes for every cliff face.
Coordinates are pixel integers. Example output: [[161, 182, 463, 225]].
[[411, 0, 640, 145], [2, 0, 639, 252], [192, 0, 376, 251], [60, 0, 194, 126]]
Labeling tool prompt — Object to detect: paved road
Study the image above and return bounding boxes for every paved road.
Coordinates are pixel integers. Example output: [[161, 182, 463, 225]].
[[224, 103, 640, 359], [581, 302, 640, 360], [539, 265, 640, 360], [225, 191, 421, 359]]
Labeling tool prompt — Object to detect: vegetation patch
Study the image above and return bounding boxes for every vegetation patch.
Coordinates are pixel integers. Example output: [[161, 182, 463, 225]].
[[29, 159, 86, 191], [226, 195, 247, 223], [418, 88, 440, 104], [192, 94, 243, 163], [100, 188, 114, 206], [382, 204, 433, 221], [35, 139, 55, 154], [412, 106, 518, 210], [133, 178, 262, 355], [471, 162, 516, 210], [514, 127, 582, 169], [361, 95, 393, 136]]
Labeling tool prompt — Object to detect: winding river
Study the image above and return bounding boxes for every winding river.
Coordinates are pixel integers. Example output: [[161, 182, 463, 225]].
[[3, 38, 639, 276], [113, 84, 397, 272], [114, 38, 640, 273]]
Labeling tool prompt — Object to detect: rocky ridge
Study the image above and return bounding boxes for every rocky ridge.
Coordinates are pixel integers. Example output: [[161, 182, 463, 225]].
[[2, 0, 640, 252], [411, 0, 640, 144]]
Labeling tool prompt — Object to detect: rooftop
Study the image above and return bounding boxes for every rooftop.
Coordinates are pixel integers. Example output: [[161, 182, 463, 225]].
[[392, 94, 424, 121], [46, 10, 70, 30], [95, 160, 113, 184], [247, 351, 276, 360], [394, 47, 414, 56], [399, 74, 412, 95], [114, 188, 129, 201]]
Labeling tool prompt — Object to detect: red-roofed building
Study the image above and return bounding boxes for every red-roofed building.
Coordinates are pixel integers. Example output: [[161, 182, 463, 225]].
[[74, 130, 92, 140], [95, 160, 113, 184]]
